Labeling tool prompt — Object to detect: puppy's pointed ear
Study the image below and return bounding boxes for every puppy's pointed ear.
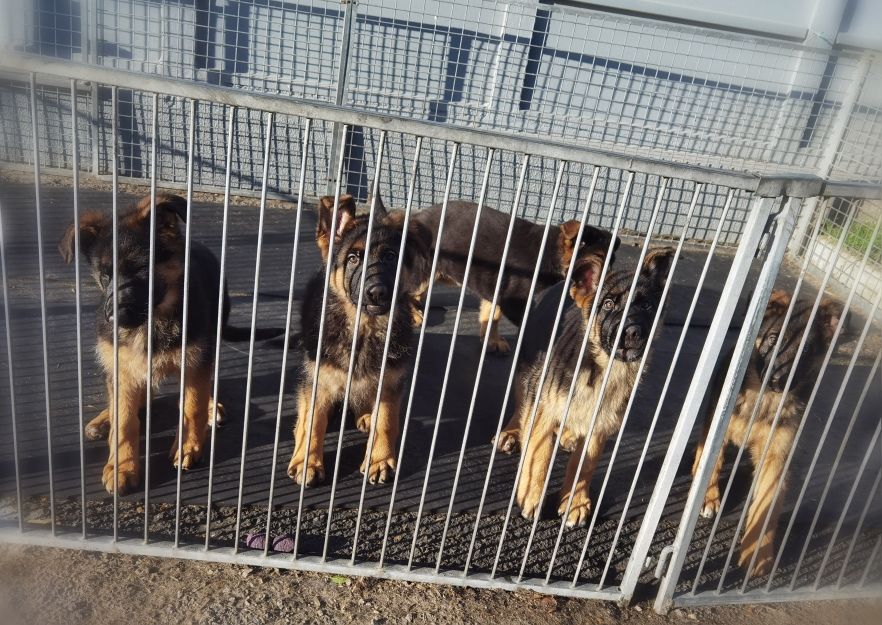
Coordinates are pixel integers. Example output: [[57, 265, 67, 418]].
[[819, 298, 845, 342], [131, 193, 188, 235], [558, 220, 617, 272], [367, 186, 387, 216], [569, 252, 604, 310], [58, 211, 110, 264], [641, 247, 675, 290], [316, 194, 357, 257]]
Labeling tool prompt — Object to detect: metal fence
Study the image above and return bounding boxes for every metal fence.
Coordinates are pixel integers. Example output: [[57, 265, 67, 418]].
[[0, 0, 880, 614]]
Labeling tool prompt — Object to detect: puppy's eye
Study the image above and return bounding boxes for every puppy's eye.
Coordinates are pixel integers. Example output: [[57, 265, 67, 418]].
[[579, 241, 586, 248], [382, 249, 397, 263], [640, 300, 653, 310], [602, 299, 615, 310], [347, 252, 360, 265]]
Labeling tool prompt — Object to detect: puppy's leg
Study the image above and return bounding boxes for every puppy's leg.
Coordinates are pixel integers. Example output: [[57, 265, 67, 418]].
[[516, 408, 556, 521], [479, 299, 510, 355], [360, 376, 401, 485], [558, 432, 607, 528], [85, 408, 111, 441], [287, 380, 330, 487], [740, 429, 791, 577], [494, 383, 524, 454], [410, 290, 425, 328], [102, 375, 145, 495], [172, 363, 212, 470], [694, 413, 727, 519]]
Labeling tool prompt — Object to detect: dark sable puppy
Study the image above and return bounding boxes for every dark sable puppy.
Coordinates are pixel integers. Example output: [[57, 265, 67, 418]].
[[691, 290, 842, 577], [287, 195, 431, 487], [59, 193, 281, 495], [408, 199, 619, 353], [498, 248, 674, 528]]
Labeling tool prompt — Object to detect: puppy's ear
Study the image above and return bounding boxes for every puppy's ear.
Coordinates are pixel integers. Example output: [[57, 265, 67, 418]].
[[641, 247, 675, 290], [366, 186, 387, 216], [58, 211, 110, 264], [131, 193, 188, 235], [569, 252, 604, 310], [316, 194, 357, 257], [765, 289, 792, 316], [558, 220, 616, 273], [819, 298, 845, 342]]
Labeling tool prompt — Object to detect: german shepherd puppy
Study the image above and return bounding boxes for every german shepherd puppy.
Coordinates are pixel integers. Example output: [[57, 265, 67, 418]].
[[502, 248, 675, 527], [59, 193, 281, 494], [287, 195, 431, 486], [691, 289, 842, 576], [409, 200, 619, 354]]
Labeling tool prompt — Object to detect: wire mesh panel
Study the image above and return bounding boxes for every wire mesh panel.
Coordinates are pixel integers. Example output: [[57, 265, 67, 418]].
[[0, 56, 817, 602], [654, 194, 882, 610]]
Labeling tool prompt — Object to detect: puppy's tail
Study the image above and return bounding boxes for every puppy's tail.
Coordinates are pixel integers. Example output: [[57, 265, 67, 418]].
[[222, 324, 287, 342]]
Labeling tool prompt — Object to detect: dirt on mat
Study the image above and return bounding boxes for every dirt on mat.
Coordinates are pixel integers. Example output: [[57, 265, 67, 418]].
[[0, 545, 880, 625]]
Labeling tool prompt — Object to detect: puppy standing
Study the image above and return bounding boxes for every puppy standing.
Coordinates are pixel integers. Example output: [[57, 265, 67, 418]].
[[59, 194, 280, 494], [409, 200, 619, 353], [287, 195, 430, 486], [504, 248, 675, 527], [692, 290, 842, 576]]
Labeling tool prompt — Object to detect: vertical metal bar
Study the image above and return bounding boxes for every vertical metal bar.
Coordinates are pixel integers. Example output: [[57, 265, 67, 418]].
[[716, 203, 861, 589], [70, 78, 88, 538], [173, 99, 197, 548], [292, 125, 349, 560], [533, 176, 671, 584], [232, 111, 275, 554], [29, 73, 56, 535], [262, 118, 312, 557], [0, 199, 22, 532], [326, 0, 357, 195], [143, 92, 159, 543], [464, 170, 636, 578], [386, 141, 462, 569], [837, 456, 882, 587], [434, 154, 530, 569], [591, 187, 731, 590], [688, 197, 826, 591], [488, 161, 575, 579], [324, 129, 388, 563], [376, 135, 425, 567], [814, 421, 882, 589], [110, 85, 119, 541], [350, 132, 425, 563], [204, 105, 237, 550], [858, 535, 882, 587], [406, 147, 497, 571], [649, 194, 789, 613]]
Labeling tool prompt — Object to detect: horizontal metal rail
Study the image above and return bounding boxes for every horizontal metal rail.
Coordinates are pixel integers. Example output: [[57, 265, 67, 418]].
[[2, 52, 880, 199]]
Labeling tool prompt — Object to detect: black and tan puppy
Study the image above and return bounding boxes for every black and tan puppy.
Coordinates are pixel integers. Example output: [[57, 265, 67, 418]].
[[287, 195, 431, 487], [691, 290, 842, 576], [409, 200, 619, 353], [59, 193, 280, 494], [501, 247, 674, 527]]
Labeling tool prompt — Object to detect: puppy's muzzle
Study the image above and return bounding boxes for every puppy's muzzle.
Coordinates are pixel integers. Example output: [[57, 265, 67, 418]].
[[104, 281, 147, 328], [364, 282, 391, 316], [615, 322, 647, 362]]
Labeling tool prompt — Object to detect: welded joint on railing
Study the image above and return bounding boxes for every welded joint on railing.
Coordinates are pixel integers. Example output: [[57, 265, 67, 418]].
[[655, 545, 674, 580], [755, 175, 825, 199]]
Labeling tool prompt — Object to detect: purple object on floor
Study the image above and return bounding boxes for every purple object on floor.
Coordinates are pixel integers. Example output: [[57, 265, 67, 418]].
[[243, 531, 295, 553]]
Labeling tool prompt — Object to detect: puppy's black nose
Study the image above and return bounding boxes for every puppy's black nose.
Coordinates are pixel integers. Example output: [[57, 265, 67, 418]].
[[367, 284, 389, 305], [624, 324, 643, 342]]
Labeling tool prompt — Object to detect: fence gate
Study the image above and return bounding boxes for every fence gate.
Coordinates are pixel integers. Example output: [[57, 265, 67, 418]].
[[653, 192, 882, 611]]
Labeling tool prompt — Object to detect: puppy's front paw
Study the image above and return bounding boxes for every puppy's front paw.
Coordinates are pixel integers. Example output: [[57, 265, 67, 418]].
[[287, 456, 325, 487], [700, 489, 721, 518], [85, 410, 111, 441], [355, 413, 373, 434], [517, 484, 542, 522], [494, 430, 521, 455], [208, 399, 226, 429], [488, 335, 510, 355], [361, 454, 396, 485], [102, 460, 139, 495], [558, 491, 592, 529], [171, 439, 204, 470]]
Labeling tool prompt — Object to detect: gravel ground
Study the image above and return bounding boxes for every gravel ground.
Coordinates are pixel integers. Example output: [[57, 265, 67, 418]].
[[1, 545, 881, 625]]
